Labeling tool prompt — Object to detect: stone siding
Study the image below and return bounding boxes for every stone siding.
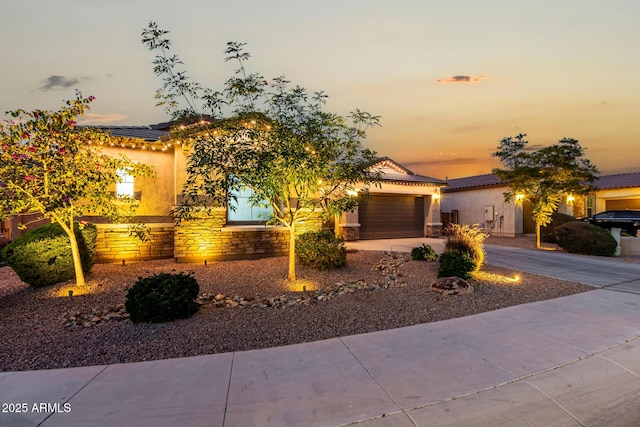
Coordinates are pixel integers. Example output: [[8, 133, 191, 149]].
[[94, 224, 174, 263], [173, 208, 322, 263]]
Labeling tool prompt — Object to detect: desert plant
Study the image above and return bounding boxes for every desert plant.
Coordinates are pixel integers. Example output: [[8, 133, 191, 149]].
[[444, 223, 487, 271], [541, 212, 575, 244], [1, 222, 96, 287], [437, 250, 476, 280], [125, 272, 200, 323], [554, 221, 617, 256], [411, 244, 438, 261], [296, 229, 347, 270]]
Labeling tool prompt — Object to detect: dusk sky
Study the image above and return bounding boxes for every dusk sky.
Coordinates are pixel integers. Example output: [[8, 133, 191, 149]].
[[2, 1, 639, 179]]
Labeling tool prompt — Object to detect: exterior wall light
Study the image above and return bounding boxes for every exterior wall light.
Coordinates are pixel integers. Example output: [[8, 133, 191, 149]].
[[432, 193, 441, 201], [567, 195, 575, 204], [515, 194, 525, 201]]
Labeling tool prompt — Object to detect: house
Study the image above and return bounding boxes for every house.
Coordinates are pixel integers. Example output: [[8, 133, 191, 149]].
[[589, 172, 640, 214], [441, 174, 575, 237], [3, 123, 446, 263], [441, 171, 640, 237]]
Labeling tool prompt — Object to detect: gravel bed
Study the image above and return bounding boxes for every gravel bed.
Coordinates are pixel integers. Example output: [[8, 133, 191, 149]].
[[0, 250, 594, 372]]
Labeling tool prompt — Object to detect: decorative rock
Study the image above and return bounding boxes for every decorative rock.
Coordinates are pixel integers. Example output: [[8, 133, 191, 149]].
[[61, 304, 129, 329], [429, 277, 474, 295]]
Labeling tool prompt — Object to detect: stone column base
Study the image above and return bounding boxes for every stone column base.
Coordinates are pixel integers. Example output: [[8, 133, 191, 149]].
[[426, 223, 443, 238], [339, 224, 360, 241]]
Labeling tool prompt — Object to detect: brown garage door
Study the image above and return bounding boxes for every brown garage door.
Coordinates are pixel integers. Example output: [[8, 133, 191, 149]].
[[359, 195, 424, 239], [606, 199, 640, 210]]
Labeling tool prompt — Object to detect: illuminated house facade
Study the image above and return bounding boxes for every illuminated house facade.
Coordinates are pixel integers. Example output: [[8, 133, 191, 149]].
[[439, 173, 640, 237], [3, 123, 446, 264]]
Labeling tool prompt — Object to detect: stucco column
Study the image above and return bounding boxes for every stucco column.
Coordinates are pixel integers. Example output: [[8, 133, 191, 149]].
[[611, 227, 622, 256], [425, 194, 443, 237]]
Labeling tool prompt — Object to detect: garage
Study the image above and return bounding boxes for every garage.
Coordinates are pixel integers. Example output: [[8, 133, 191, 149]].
[[605, 199, 640, 210], [358, 194, 425, 239]]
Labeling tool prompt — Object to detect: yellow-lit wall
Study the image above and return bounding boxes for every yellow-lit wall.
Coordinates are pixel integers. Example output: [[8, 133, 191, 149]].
[[101, 146, 175, 217]]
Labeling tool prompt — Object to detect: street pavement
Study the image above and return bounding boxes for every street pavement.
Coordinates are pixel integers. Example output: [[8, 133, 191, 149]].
[[1, 238, 640, 426]]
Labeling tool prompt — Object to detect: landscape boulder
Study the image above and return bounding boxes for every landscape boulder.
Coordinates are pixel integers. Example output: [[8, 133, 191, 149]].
[[429, 276, 474, 295]]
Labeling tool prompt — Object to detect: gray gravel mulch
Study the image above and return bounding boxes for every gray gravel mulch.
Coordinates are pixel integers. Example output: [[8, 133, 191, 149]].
[[0, 250, 594, 372]]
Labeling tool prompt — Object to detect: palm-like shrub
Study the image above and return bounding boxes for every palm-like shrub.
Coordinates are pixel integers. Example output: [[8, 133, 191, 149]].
[[444, 223, 487, 271]]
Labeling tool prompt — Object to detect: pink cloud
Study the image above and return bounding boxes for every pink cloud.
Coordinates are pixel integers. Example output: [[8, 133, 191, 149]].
[[437, 75, 487, 84]]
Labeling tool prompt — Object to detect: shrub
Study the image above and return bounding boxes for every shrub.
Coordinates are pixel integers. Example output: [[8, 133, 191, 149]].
[[554, 221, 617, 256], [437, 250, 476, 280], [411, 244, 438, 261], [296, 229, 346, 270], [444, 223, 487, 271], [541, 212, 575, 244], [1, 222, 97, 287], [0, 237, 10, 264], [125, 272, 200, 323]]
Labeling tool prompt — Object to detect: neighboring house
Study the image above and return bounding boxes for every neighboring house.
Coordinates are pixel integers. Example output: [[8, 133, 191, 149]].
[[2, 123, 446, 263], [589, 172, 640, 215], [441, 174, 574, 237]]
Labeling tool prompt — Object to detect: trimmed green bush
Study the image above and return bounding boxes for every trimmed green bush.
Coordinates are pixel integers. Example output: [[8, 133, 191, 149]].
[[554, 221, 617, 256], [1, 222, 97, 287], [0, 237, 10, 263], [125, 272, 200, 323], [541, 212, 575, 244], [296, 229, 346, 270], [444, 223, 486, 271], [411, 244, 438, 261], [437, 250, 476, 280]]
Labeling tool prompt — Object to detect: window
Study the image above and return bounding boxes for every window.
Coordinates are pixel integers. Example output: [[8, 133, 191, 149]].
[[116, 168, 134, 198], [586, 196, 594, 217], [227, 186, 273, 223]]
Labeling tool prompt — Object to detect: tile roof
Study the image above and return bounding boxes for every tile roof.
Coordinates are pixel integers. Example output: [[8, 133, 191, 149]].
[[98, 126, 170, 142], [593, 172, 640, 190], [373, 157, 447, 185], [442, 174, 505, 192], [443, 171, 640, 192]]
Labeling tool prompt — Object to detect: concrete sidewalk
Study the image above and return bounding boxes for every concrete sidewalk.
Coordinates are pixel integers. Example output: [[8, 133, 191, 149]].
[[2, 239, 640, 426]]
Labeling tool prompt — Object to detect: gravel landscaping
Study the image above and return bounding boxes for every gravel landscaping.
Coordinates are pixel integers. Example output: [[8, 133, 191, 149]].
[[0, 245, 594, 373]]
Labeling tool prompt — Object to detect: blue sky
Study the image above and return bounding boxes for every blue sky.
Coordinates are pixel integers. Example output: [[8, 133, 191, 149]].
[[2, 0, 639, 179]]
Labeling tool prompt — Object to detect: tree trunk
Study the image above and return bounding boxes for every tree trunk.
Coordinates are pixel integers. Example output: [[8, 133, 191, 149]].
[[62, 219, 86, 287], [535, 222, 541, 249], [288, 225, 296, 281]]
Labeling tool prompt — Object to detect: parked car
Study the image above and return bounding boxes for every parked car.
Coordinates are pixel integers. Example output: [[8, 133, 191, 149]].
[[583, 210, 640, 236]]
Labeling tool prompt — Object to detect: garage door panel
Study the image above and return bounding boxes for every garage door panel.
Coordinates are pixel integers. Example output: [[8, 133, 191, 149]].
[[359, 195, 424, 239], [606, 199, 640, 210]]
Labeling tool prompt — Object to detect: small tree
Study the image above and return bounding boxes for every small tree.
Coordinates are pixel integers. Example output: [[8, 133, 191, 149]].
[[0, 93, 155, 286], [142, 22, 380, 281], [492, 133, 598, 248]]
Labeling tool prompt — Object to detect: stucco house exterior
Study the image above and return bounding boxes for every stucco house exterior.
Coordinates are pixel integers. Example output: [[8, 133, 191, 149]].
[[441, 174, 576, 237], [588, 172, 640, 215], [2, 123, 446, 263], [441, 172, 640, 237]]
